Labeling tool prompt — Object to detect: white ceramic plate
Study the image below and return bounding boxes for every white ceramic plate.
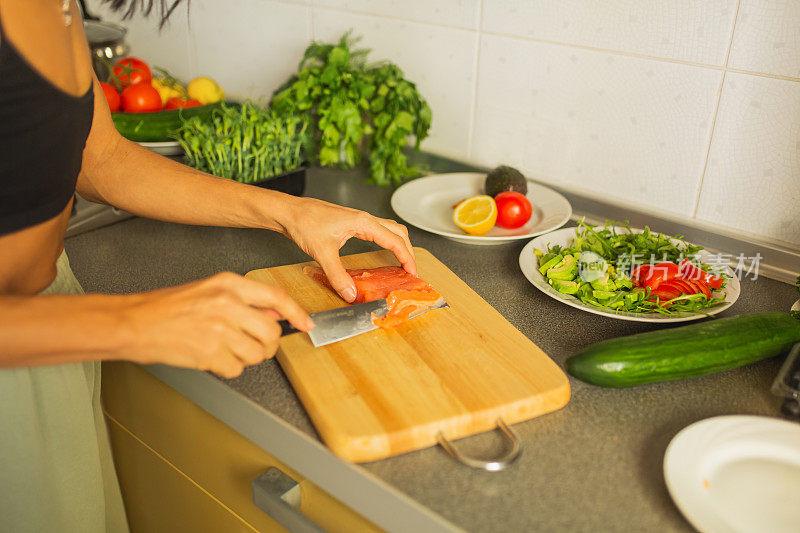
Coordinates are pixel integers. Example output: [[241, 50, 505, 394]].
[[390, 172, 572, 245], [664, 415, 800, 533], [138, 141, 183, 156], [518, 226, 740, 323]]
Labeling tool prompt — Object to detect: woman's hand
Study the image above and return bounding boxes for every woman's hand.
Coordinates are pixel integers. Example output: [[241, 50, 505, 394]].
[[278, 197, 417, 302], [119, 272, 313, 378]]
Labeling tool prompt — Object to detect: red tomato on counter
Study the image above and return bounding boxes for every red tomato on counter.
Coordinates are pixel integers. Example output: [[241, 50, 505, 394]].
[[164, 97, 202, 109], [112, 57, 152, 87], [494, 191, 532, 229], [121, 83, 162, 113], [99, 82, 120, 112]]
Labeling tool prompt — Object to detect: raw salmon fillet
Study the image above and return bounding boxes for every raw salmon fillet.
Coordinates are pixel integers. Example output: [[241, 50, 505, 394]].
[[302, 266, 432, 304], [303, 266, 443, 329], [371, 288, 443, 329]]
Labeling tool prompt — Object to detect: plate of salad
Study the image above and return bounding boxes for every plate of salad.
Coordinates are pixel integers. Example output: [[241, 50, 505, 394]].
[[519, 221, 740, 322]]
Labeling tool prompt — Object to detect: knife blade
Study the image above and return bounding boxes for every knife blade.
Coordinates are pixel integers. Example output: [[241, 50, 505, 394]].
[[278, 297, 448, 347]]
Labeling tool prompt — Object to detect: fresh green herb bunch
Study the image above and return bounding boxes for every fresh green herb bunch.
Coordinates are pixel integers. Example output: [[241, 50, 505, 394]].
[[271, 32, 432, 186], [173, 102, 309, 183]]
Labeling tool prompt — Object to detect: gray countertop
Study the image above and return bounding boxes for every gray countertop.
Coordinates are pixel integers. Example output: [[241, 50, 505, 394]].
[[66, 166, 799, 532]]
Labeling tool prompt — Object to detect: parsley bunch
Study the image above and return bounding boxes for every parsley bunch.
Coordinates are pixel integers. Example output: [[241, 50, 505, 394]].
[[271, 32, 432, 186]]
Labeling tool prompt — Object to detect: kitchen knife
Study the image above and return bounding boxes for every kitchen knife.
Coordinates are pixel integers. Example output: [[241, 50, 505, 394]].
[[278, 297, 448, 347]]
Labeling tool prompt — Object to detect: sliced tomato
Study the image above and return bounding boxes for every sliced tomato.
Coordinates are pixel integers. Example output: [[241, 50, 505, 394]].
[[684, 278, 711, 298], [643, 261, 680, 290], [679, 259, 724, 289], [648, 287, 681, 304], [660, 279, 696, 295], [630, 264, 651, 286]]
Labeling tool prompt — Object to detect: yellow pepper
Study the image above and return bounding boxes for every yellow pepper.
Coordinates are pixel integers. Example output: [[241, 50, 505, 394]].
[[151, 78, 186, 106], [187, 77, 225, 105]]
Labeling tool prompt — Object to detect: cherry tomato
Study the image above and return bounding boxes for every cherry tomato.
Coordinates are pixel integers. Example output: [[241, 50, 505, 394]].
[[164, 97, 202, 110], [121, 83, 162, 113], [493, 191, 532, 229], [112, 57, 152, 87], [643, 261, 680, 290], [679, 259, 723, 290], [99, 81, 120, 112]]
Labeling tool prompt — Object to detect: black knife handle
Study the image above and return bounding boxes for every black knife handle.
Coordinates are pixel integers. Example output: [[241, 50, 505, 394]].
[[278, 319, 301, 337]]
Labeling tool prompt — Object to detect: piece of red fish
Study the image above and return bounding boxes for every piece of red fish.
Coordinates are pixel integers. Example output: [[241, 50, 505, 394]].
[[303, 266, 443, 329], [302, 266, 432, 304], [371, 288, 443, 329]]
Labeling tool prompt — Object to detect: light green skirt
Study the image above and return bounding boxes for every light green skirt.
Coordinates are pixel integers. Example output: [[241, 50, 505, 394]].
[[0, 252, 128, 532]]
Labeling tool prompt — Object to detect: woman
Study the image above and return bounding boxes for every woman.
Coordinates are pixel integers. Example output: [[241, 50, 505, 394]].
[[0, 0, 416, 530]]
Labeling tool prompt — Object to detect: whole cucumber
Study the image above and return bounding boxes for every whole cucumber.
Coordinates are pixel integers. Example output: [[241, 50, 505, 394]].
[[112, 103, 223, 142], [566, 312, 800, 387]]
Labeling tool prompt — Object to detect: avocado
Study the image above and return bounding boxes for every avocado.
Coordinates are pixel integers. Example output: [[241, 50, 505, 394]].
[[546, 255, 578, 281], [614, 275, 634, 290], [550, 279, 581, 295], [538, 254, 563, 275], [485, 165, 528, 197], [590, 275, 617, 291], [592, 290, 617, 300]]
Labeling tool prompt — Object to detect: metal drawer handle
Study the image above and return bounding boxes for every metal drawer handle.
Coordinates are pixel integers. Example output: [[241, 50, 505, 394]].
[[437, 418, 521, 471], [252, 467, 325, 533]]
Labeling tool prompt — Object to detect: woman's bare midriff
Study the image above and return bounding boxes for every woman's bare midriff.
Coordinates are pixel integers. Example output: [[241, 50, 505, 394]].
[[0, 199, 72, 295]]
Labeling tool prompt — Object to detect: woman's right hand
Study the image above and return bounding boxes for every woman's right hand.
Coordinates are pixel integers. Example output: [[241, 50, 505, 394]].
[[118, 272, 313, 378]]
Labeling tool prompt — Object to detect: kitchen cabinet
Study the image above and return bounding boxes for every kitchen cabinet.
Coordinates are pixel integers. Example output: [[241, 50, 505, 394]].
[[102, 361, 379, 532]]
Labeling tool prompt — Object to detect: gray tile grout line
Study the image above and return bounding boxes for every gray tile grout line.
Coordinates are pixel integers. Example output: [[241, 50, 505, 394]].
[[310, 4, 800, 83], [466, 0, 484, 160], [691, 0, 742, 219]]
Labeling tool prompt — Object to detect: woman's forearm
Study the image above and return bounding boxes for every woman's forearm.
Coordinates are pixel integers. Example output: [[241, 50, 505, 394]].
[[0, 294, 132, 367], [78, 135, 296, 232]]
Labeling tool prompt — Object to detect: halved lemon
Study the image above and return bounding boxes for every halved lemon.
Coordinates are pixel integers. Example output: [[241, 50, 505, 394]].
[[452, 195, 497, 235]]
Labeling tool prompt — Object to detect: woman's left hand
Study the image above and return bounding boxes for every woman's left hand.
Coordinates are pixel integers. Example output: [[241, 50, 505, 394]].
[[278, 197, 416, 302]]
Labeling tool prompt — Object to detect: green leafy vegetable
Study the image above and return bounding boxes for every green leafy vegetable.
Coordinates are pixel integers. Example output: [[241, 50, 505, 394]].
[[172, 102, 309, 183], [271, 32, 431, 186]]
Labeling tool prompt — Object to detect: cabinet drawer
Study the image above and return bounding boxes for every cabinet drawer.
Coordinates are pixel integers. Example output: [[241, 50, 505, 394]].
[[102, 362, 380, 532]]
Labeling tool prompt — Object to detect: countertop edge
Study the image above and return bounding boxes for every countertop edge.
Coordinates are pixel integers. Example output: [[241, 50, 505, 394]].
[[142, 364, 463, 533]]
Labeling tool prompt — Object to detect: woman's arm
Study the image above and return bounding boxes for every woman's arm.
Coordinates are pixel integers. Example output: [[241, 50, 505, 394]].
[[0, 273, 312, 377], [77, 79, 416, 302]]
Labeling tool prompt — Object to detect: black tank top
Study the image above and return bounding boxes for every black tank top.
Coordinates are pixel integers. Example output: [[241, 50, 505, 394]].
[[0, 14, 94, 237]]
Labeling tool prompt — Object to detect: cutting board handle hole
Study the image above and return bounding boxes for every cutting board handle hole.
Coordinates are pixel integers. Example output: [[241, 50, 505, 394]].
[[436, 418, 521, 472]]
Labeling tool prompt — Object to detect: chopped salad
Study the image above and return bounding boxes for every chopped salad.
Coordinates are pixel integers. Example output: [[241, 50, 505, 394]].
[[535, 220, 728, 315]]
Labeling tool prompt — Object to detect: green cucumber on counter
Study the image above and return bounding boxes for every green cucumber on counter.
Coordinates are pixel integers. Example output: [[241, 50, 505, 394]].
[[566, 312, 800, 387], [112, 103, 224, 142]]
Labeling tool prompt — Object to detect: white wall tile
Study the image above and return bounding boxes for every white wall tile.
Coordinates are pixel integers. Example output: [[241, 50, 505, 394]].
[[314, 0, 480, 29], [695, 73, 800, 246], [728, 0, 800, 78], [481, 0, 737, 66], [313, 8, 478, 159], [190, 0, 311, 101], [473, 34, 722, 217], [85, 0, 195, 82]]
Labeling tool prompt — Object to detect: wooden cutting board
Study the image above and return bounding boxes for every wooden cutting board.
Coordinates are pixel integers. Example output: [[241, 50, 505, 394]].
[[246, 248, 570, 462]]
